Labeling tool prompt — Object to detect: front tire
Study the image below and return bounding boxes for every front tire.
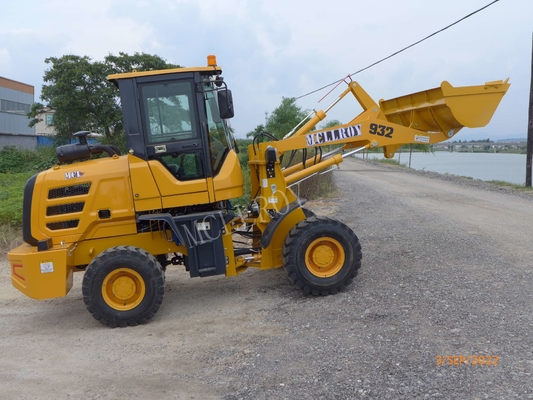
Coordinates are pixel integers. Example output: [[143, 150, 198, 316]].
[[82, 246, 165, 327], [282, 216, 362, 295]]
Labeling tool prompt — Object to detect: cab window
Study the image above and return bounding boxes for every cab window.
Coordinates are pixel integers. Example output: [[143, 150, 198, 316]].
[[140, 81, 197, 144], [140, 80, 204, 181]]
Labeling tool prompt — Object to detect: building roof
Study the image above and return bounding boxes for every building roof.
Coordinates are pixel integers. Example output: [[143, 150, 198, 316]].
[[0, 76, 34, 95]]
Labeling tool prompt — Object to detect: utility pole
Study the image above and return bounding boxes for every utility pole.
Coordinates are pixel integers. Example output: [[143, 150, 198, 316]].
[[527, 32, 533, 187]]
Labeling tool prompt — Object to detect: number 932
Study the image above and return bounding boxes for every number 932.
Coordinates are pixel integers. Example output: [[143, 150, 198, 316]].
[[369, 123, 394, 138]]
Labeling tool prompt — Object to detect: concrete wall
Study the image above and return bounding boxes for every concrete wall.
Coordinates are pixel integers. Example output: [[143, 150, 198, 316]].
[[0, 133, 36, 150], [0, 110, 35, 136]]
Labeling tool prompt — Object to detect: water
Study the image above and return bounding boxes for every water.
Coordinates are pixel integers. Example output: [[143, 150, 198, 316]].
[[356, 151, 528, 185]]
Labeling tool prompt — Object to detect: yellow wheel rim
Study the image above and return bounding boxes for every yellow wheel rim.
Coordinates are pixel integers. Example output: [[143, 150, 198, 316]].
[[102, 268, 146, 311], [305, 237, 345, 278]]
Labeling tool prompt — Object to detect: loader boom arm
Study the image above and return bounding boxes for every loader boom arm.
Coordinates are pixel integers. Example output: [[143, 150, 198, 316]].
[[248, 78, 510, 229], [271, 79, 510, 157]]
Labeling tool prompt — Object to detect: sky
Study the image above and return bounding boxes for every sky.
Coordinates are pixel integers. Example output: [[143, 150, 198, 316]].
[[0, 0, 531, 141]]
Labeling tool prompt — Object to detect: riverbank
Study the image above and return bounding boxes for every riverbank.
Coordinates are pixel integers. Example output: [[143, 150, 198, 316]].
[[360, 157, 533, 201], [358, 151, 531, 186]]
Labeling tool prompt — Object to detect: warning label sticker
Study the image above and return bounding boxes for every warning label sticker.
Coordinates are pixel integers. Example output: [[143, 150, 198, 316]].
[[40, 261, 54, 274], [414, 135, 430, 143]]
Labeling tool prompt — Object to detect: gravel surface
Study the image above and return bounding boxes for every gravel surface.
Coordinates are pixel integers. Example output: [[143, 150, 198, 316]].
[[1, 157, 532, 399]]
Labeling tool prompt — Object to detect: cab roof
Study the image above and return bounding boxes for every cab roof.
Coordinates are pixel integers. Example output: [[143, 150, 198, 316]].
[[108, 65, 222, 83]]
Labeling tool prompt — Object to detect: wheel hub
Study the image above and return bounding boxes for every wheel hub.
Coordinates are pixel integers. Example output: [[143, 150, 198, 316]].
[[305, 237, 345, 278], [311, 244, 336, 267], [112, 274, 137, 300], [102, 268, 146, 311]]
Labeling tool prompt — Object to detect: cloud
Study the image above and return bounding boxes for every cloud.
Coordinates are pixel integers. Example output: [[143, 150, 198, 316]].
[[1, 0, 530, 140], [29, 1, 159, 59], [0, 48, 11, 68], [60, 19, 157, 60]]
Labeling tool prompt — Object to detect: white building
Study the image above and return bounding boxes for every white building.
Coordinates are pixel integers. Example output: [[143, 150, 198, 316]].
[[34, 107, 56, 136]]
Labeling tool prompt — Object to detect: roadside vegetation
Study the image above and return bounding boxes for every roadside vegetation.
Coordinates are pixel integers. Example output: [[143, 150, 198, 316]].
[[0, 146, 60, 253], [487, 180, 533, 191], [0, 146, 58, 227], [376, 158, 405, 167]]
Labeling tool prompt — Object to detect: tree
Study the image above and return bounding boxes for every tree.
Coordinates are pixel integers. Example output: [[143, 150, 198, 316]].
[[27, 102, 46, 128], [105, 52, 179, 74], [30, 53, 180, 146], [266, 97, 309, 139], [247, 97, 309, 140], [246, 124, 266, 139], [319, 119, 342, 130]]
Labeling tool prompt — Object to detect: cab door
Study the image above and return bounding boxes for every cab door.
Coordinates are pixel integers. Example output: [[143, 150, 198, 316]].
[[138, 78, 212, 208]]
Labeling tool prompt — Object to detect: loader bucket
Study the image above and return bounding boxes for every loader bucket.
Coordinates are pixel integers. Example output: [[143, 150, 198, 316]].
[[379, 79, 510, 136]]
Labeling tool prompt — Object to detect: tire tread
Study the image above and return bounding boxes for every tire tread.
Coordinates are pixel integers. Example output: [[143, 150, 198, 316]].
[[82, 246, 165, 328], [282, 216, 362, 296]]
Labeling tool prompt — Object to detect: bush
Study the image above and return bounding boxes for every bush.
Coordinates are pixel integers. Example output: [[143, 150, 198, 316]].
[[292, 173, 336, 200], [99, 134, 128, 155], [0, 146, 56, 173], [0, 147, 57, 227], [0, 172, 34, 226]]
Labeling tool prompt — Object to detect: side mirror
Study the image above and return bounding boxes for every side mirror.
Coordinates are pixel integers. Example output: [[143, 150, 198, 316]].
[[218, 89, 234, 119]]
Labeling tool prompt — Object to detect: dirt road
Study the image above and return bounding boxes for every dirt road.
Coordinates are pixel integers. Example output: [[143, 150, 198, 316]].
[[1, 157, 532, 399]]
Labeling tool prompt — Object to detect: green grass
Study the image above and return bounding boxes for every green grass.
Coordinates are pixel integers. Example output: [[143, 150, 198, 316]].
[[0, 172, 35, 226], [0, 146, 56, 173], [377, 158, 406, 167], [0, 146, 56, 228], [487, 180, 533, 191], [0, 147, 56, 252]]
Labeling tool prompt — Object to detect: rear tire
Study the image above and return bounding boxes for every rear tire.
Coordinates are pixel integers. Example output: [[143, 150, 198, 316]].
[[82, 246, 165, 327], [282, 216, 362, 295]]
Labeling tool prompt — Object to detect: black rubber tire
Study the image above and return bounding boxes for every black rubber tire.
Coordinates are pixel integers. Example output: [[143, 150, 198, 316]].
[[282, 216, 362, 296], [302, 207, 316, 218], [155, 254, 169, 273], [82, 246, 165, 328]]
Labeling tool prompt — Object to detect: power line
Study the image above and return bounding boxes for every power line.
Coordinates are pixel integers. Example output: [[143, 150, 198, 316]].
[[295, 0, 501, 100]]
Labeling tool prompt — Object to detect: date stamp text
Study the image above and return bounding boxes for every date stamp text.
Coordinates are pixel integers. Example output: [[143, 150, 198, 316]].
[[436, 355, 499, 366]]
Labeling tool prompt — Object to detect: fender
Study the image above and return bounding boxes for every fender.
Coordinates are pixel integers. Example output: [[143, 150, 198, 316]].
[[260, 200, 306, 249]]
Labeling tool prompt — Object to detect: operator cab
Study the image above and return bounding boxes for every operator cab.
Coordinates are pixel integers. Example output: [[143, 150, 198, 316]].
[[108, 56, 243, 208], [108, 55, 236, 182]]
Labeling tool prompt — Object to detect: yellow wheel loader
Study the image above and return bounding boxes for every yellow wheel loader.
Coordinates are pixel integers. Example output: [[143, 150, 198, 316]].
[[7, 56, 510, 327]]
